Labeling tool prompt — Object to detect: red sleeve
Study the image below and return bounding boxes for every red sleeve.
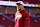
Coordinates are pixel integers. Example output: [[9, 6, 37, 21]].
[[20, 10, 30, 27]]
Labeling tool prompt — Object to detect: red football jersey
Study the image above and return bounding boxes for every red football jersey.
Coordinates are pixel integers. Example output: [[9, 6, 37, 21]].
[[15, 9, 30, 27]]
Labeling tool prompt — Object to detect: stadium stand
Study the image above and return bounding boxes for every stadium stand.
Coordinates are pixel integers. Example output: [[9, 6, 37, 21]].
[[0, 14, 15, 27], [30, 16, 40, 27]]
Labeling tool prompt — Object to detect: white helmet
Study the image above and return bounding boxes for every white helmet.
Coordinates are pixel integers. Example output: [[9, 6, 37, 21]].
[[16, 1, 24, 5]]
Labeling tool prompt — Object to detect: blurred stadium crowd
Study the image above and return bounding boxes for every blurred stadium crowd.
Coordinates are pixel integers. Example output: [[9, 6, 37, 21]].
[[0, 0, 40, 4], [0, 6, 40, 27]]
